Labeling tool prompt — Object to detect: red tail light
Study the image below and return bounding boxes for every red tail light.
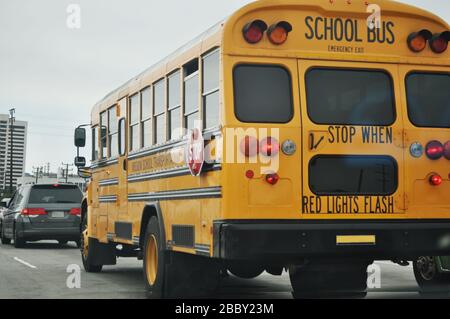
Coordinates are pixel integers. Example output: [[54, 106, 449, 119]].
[[267, 21, 292, 45], [243, 20, 267, 44], [260, 137, 280, 157], [444, 141, 450, 160], [266, 173, 280, 185], [407, 29, 432, 53], [429, 174, 443, 186], [425, 141, 444, 160], [69, 208, 81, 216], [240, 136, 259, 157], [430, 32, 450, 53], [21, 208, 47, 216]]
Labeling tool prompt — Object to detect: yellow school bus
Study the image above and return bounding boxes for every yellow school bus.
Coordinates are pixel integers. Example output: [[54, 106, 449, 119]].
[[74, 0, 450, 297]]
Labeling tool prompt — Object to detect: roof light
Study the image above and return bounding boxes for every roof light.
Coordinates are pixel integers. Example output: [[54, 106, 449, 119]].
[[430, 31, 450, 53], [267, 21, 292, 45], [243, 20, 268, 44], [407, 29, 432, 53]]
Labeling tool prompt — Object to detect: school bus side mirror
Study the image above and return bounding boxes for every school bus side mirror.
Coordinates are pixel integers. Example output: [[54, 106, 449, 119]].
[[74, 156, 86, 168], [74, 127, 86, 147]]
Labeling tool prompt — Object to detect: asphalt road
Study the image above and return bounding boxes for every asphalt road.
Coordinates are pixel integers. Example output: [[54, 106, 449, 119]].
[[0, 240, 449, 299]]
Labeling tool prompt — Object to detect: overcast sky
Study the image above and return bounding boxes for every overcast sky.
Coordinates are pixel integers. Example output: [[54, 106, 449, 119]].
[[1, 0, 449, 174]]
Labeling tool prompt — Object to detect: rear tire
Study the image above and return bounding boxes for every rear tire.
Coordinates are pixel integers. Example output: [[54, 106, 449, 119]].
[[289, 259, 370, 299], [143, 217, 220, 298], [80, 213, 102, 273], [0, 224, 11, 245], [13, 226, 25, 248], [414, 256, 450, 293]]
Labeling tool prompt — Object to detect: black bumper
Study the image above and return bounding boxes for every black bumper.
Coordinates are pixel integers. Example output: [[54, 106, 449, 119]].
[[213, 220, 450, 261], [18, 227, 79, 241]]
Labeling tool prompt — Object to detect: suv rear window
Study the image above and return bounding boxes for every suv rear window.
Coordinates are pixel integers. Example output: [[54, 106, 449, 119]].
[[28, 185, 82, 204], [233, 65, 293, 123], [309, 155, 398, 196], [306, 68, 396, 125], [406, 72, 450, 128]]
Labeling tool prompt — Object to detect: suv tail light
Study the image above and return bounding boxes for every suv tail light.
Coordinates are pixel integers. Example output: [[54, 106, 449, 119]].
[[21, 208, 47, 216], [69, 208, 81, 216], [425, 140, 444, 160]]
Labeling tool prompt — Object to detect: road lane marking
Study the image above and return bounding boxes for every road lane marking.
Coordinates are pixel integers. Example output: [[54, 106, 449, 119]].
[[14, 257, 37, 269]]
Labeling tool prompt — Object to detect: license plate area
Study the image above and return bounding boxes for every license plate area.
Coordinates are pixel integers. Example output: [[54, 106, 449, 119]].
[[51, 211, 65, 218]]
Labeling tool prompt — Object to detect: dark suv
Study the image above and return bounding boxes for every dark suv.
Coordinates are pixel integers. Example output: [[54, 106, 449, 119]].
[[0, 184, 82, 248]]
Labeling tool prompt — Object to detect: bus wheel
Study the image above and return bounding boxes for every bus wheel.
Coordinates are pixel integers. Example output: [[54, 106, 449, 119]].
[[80, 214, 102, 273], [228, 262, 264, 279], [143, 217, 165, 298], [289, 260, 369, 298], [414, 256, 450, 293]]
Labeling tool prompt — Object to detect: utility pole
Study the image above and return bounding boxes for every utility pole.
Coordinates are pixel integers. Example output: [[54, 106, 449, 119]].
[[8, 108, 15, 195], [32, 166, 42, 184], [61, 162, 73, 183]]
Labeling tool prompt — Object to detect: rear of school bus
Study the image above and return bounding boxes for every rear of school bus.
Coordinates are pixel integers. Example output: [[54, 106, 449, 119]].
[[216, 0, 450, 294]]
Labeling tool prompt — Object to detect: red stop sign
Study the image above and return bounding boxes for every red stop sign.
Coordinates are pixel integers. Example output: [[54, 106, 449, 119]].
[[186, 128, 204, 176]]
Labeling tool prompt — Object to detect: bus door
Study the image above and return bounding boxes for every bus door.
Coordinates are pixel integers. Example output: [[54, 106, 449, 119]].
[[399, 65, 450, 218], [298, 60, 406, 218], [115, 97, 130, 242]]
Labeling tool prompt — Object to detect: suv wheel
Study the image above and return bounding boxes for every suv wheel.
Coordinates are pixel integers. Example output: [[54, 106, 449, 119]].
[[0, 223, 11, 245], [13, 225, 25, 248]]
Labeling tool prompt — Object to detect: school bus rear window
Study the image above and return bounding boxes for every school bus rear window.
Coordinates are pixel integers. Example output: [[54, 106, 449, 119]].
[[309, 155, 398, 196], [233, 65, 293, 123], [306, 68, 396, 126], [406, 72, 450, 128]]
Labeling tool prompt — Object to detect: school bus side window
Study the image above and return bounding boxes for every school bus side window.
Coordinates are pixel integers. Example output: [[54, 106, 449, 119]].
[[108, 106, 118, 158], [168, 70, 181, 140], [129, 94, 140, 151], [184, 59, 199, 131], [100, 111, 108, 159], [202, 50, 220, 129], [154, 79, 166, 144], [91, 126, 99, 161], [141, 87, 152, 148], [233, 64, 293, 123], [306, 68, 395, 125]]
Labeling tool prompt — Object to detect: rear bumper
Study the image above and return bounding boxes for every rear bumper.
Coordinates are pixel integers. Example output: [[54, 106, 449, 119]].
[[213, 220, 450, 261], [17, 225, 79, 241]]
